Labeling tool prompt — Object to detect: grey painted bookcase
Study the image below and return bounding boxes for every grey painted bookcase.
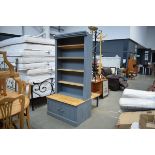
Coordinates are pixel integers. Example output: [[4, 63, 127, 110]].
[[47, 31, 92, 126]]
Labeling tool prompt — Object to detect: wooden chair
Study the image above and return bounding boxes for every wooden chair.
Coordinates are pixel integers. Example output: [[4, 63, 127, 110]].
[[0, 51, 31, 129], [0, 79, 7, 96], [13, 77, 31, 129], [0, 94, 25, 129]]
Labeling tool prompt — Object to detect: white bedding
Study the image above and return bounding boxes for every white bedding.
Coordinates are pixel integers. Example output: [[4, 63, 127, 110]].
[[119, 98, 155, 110], [27, 68, 54, 75], [3, 56, 55, 63], [20, 74, 54, 84], [122, 89, 155, 99], [0, 36, 55, 47], [5, 49, 55, 57], [15, 62, 49, 70], [0, 43, 54, 51]]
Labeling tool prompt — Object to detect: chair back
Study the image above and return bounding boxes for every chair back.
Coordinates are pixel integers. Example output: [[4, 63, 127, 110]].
[[0, 95, 25, 129]]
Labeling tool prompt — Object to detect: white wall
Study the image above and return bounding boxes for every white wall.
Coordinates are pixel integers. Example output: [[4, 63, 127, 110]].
[[130, 26, 148, 47], [146, 27, 155, 50], [63, 26, 130, 40]]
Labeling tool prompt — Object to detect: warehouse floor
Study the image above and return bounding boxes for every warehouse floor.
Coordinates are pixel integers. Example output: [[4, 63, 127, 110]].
[[30, 75, 154, 129]]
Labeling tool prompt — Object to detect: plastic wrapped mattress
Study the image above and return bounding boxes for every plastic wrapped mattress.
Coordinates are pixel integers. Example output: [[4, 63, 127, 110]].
[[0, 43, 54, 51], [1, 56, 55, 63], [4, 49, 55, 57], [119, 98, 155, 110], [0, 36, 55, 47], [120, 89, 155, 110], [122, 89, 155, 99], [20, 74, 54, 84]]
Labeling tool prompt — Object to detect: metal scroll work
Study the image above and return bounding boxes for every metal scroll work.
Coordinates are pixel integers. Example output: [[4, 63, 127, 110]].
[[31, 78, 55, 98]]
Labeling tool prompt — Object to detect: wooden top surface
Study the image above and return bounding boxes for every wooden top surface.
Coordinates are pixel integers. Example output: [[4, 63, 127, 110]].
[[47, 93, 85, 106], [0, 90, 30, 119], [47, 93, 100, 106], [58, 44, 84, 49], [0, 71, 19, 79], [91, 93, 100, 99], [57, 69, 84, 73]]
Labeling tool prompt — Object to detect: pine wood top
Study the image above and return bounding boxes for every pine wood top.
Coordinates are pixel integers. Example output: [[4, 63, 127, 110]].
[[58, 80, 83, 87], [47, 93, 85, 106], [0, 90, 30, 119], [91, 93, 100, 99], [47, 93, 100, 106], [57, 69, 84, 73], [58, 44, 84, 49]]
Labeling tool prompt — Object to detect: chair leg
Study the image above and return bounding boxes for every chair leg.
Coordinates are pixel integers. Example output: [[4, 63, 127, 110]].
[[25, 107, 31, 129], [20, 113, 24, 129], [96, 97, 99, 107]]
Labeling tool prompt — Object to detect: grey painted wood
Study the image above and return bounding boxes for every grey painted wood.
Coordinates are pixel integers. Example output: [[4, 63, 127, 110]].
[[55, 31, 92, 99], [48, 31, 92, 126], [47, 99, 91, 126], [83, 34, 92, 99]]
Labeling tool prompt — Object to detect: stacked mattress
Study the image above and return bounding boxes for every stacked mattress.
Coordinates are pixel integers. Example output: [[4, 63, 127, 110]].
[[119, 89, 155, 110], [0, 36, 55, 98]]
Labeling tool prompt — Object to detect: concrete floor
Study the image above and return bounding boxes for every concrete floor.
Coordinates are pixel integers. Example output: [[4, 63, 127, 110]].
[[29, 75, 154, 129]]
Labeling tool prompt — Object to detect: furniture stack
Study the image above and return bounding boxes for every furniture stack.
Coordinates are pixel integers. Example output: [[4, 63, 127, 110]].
[[47, 31, 92, 126], [0, 36, 55, 98]]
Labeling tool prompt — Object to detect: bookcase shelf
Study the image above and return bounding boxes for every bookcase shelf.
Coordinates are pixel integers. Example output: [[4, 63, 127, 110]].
[[57, 69, 84, 73], [58, 44, 84, 49], [58, 57, 84, 60], [58, 80, 83, 87]]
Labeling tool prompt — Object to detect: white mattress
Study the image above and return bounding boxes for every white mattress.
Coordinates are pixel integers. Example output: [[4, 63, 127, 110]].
[[5, 49, 55, 57], [0, 43, 54, 51], [119, 98, 155, 110], [122, 89, 155, 99], [3, 56, 55, 63], [26, 68, 54, 75], [0, 36, 55, 47], [15, 62, 49, 70], [20, 74, 54, 84]]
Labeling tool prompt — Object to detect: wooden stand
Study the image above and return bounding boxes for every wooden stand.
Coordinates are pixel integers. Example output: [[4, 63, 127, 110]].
[[91, 78, 109, 98]]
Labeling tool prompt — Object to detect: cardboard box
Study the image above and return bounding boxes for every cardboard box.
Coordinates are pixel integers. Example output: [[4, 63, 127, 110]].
[[139, 114, 155, 129], [116, 110, 155, 129]]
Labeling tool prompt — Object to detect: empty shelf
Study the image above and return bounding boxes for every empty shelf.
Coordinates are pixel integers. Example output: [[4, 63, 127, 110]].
[[58, 57, 84, 60], [58, 44, 84, 49], [57, 69, 84, 73], [58, 80, 83, 87], [47, 93, 85, 106]]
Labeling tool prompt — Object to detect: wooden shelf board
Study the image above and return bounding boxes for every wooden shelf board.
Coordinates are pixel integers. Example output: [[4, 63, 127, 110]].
[[58, 80, 83, 87], [91, 92, 100, 99], [57, 69, 84, 73], [47, 93, 85, 106], [58, 44, 84, 49], [58, 57, 84, 60]]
